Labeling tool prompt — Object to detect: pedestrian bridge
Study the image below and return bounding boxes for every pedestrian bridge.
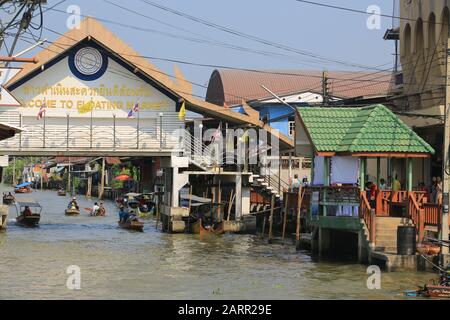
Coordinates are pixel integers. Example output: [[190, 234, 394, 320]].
[[0, 109, 184, 157]]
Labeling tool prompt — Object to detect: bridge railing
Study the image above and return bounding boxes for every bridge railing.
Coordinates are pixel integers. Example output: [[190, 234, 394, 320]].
[[0, 113, 185, 152]]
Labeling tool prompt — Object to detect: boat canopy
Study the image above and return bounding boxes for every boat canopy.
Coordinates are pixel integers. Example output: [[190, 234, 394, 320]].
[[16, 198, 41, 208], [125, 193, 141, 197], [14, 182, 32, 188]]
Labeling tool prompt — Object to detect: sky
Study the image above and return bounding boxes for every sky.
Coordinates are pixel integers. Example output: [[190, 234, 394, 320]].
[[1, 0, 399, 98]]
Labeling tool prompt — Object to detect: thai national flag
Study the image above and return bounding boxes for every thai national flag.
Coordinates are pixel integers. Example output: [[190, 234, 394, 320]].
[[127, 109, 134, 118], [128, 102, 139, 118], [133, 102, 139, 113], [37, 102, 46, 120]]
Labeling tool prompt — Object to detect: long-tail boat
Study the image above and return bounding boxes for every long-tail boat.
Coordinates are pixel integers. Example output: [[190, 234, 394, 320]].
[[118, 219, 144, 232], [15, 199, 41, 227], [65, 208, 80, 216]]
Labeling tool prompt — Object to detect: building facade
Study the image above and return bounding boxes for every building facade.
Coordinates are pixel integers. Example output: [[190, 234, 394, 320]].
[[397, 0, 450, 181]]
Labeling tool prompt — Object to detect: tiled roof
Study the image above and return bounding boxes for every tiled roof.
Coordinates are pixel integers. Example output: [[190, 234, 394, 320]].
[[206, 69, 392, 106], [297, 105, 434, 155]]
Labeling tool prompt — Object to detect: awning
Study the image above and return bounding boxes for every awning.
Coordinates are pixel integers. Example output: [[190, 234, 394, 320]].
[[106, 157, 121, 165], [15, 182, 32, 188], [0, 122, 23, 140], [16, 198, 41, 208]]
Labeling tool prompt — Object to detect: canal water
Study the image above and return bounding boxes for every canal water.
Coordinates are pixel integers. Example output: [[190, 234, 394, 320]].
[[0, 186, 437, 300]]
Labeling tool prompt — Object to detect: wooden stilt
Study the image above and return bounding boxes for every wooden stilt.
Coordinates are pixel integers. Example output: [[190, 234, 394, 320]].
[[296, 187, 304, 251], [187, 185, 193, 233], [282, 192, 289, 244], [217, 180, 222, 221], [268, 194, 275, 244], [227, 189, 234, 221], [261, 209, 267, 239]]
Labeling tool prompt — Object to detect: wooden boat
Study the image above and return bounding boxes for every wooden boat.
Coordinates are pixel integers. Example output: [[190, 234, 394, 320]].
[[65, 208, 80, 216], [57, 190, 66, 196], [191, 219, 224, 236], [84, 207, 106, 216], [3, 194, 15, 205], [423, 285, 450, 298], [201, 221, 224, 236], [15, 199, 41, 227], [118, 219, 144, 232], [417, 243, 441, 255], [14, 182, 33, 194], [14, 187, 31, 194], [410, 254, 450, 298], [16, 214, 40, 227]]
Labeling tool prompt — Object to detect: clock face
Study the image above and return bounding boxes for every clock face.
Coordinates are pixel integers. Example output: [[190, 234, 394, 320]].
[[68, 46, 108, 81], [74, 47, 103, 76]]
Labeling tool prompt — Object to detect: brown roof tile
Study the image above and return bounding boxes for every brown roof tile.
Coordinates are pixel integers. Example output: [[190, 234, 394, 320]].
[[206, 69, 393, 106]]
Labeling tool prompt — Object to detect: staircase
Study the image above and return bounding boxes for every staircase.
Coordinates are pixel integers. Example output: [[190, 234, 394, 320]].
[[182, 130, 218, 172], [373, 217, 414, 254], [250, 167, 289, 200]]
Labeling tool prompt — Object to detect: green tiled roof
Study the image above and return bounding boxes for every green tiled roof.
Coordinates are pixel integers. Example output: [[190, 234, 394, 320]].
[[297, 104, 435, 155]]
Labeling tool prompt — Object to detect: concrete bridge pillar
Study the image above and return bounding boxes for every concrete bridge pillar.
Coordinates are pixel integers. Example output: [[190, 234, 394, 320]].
[[318, 227, 331, 257], [235, 174, 250, 221], [160, 156, 189, 233]]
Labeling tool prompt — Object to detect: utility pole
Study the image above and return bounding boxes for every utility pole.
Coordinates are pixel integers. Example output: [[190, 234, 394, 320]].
[[99, 157, 105, 200], [442, 45, 450, 268], [322, 70, 330, 106]]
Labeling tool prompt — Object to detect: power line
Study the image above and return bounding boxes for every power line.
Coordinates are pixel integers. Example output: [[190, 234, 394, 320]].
[[294, 0, 446, 25], [46, 6, 321, 68], [137, 0, 390, 71], [23, 27, 448, 103], [15, 31, 449, 114]]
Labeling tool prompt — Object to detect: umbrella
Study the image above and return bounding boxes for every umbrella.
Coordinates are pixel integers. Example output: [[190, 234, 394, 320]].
[[114, 174, 133, 181]]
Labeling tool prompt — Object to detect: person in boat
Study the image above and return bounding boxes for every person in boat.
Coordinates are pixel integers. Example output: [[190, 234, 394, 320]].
[[92, 202, 100, 216], [98, 202, 106, 216], [68, 197, 79, 210], [118, 205, 128, 223], [127, 209, 138, 222], [22, 206, 32, 216]]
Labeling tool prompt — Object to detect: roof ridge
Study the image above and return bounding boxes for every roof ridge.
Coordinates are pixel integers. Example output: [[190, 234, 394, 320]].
[[347, 105, 379, 149], [371, 104, 435, 154]]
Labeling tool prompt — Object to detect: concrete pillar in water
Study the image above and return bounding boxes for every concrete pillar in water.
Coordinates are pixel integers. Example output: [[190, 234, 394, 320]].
[[235, 174, 250, 221], [318, 227, 331, 257], [358, 230, 369, 264]]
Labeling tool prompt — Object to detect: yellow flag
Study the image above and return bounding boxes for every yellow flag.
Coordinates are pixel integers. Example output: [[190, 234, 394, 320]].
[[242, 129, 249, 142], [178, 100, 186, 121], [78, 100, 94, 114]]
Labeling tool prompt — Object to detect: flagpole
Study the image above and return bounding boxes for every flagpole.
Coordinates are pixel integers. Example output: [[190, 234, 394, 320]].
[[43, 103, 46, 149], [90, 98, 93, 149], [137, 104, 140, 149]]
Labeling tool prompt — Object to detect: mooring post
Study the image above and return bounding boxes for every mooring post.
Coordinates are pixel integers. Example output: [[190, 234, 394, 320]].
[[296, 186, 304, 251], [99, 157, 105, 200], [282, 192, 289, 244], [268, 194, 275, 244]]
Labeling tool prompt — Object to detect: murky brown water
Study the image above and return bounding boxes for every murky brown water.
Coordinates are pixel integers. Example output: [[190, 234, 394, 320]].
[[0, 185, 438, 300]]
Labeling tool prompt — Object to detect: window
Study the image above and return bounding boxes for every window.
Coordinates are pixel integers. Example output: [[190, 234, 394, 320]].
[[288, 121, 295, 137], [302, 157, 312, 169]]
